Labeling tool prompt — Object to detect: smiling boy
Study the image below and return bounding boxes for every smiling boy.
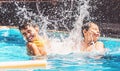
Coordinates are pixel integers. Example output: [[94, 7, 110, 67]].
[[19, 23, 47, 56]]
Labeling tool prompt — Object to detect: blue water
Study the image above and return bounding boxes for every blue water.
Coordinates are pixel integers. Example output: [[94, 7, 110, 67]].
[[0, 28, 120, 71], [0, 28, 30, 61]]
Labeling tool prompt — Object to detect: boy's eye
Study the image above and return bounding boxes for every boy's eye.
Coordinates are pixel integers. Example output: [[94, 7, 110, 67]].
[[27, 30, 31, 33], [23, 33, 27, 36]]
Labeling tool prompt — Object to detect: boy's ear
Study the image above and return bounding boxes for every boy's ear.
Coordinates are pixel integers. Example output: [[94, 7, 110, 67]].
[[83, 29, 87, 34], [35, 27, 39, 32]]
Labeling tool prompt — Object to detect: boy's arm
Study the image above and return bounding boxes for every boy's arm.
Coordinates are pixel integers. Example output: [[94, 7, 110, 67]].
[[38, 48, 47, 56], [27, 42, 41, 56], [96, 41, 105, 54], [92, 41, 105, 59]]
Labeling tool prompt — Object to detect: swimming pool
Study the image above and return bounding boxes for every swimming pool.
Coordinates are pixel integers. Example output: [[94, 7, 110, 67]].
[[0, 28, 120, 71]]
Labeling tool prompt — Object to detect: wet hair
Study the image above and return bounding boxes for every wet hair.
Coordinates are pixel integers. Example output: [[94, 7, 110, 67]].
[[19, 23, 31, 31], [81, 22, 91, 37], [19, 22, 39, 31]]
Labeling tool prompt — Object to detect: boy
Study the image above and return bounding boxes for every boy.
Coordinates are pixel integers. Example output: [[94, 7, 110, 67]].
[[19, 23, 47, 56], [80, 22, 106, 58]]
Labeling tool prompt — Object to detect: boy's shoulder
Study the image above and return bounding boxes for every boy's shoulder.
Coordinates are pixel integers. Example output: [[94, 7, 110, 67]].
[[96, 41, 104, 45], [95, 41, 105, 51]]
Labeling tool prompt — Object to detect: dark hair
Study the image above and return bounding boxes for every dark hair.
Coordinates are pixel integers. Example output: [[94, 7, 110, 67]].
[[19, 23, 31, 30], [81, 22, 91, 37], [19, 22, 39, 31]]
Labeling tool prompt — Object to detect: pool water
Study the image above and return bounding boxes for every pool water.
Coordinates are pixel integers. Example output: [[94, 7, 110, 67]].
[[0, 28, 30, 61], [0, 28, 120, 71]]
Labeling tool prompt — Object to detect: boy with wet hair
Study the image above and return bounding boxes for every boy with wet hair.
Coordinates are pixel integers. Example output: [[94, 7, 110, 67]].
[[19, 23, 47, 56], [80, 22, 106, 58]]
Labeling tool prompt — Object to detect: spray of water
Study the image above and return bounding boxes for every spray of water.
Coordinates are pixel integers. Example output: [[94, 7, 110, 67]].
[[68, 0, 91, 53], [0, 0, 91, 55], [46, 0, 91, 55]]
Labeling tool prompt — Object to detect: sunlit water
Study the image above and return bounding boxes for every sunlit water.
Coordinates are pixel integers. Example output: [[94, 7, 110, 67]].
[[0, 28, 120, 71]]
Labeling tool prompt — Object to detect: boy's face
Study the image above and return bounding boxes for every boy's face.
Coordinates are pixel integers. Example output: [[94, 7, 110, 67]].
[[20, 25, 38, 42], [84, 23, 100, 42]]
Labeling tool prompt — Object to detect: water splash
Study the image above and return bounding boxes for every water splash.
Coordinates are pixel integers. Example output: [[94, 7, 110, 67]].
[[69, 0, 91, 53], [0, 0, 91, 55], [45, 0, 91, 54]]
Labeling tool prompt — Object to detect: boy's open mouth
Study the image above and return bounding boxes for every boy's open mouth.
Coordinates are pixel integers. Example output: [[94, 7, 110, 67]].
[[27, 35, 34, 41]]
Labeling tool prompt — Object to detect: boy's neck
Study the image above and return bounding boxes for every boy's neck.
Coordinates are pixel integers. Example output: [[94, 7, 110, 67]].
[[83, 39, 94, 47]]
